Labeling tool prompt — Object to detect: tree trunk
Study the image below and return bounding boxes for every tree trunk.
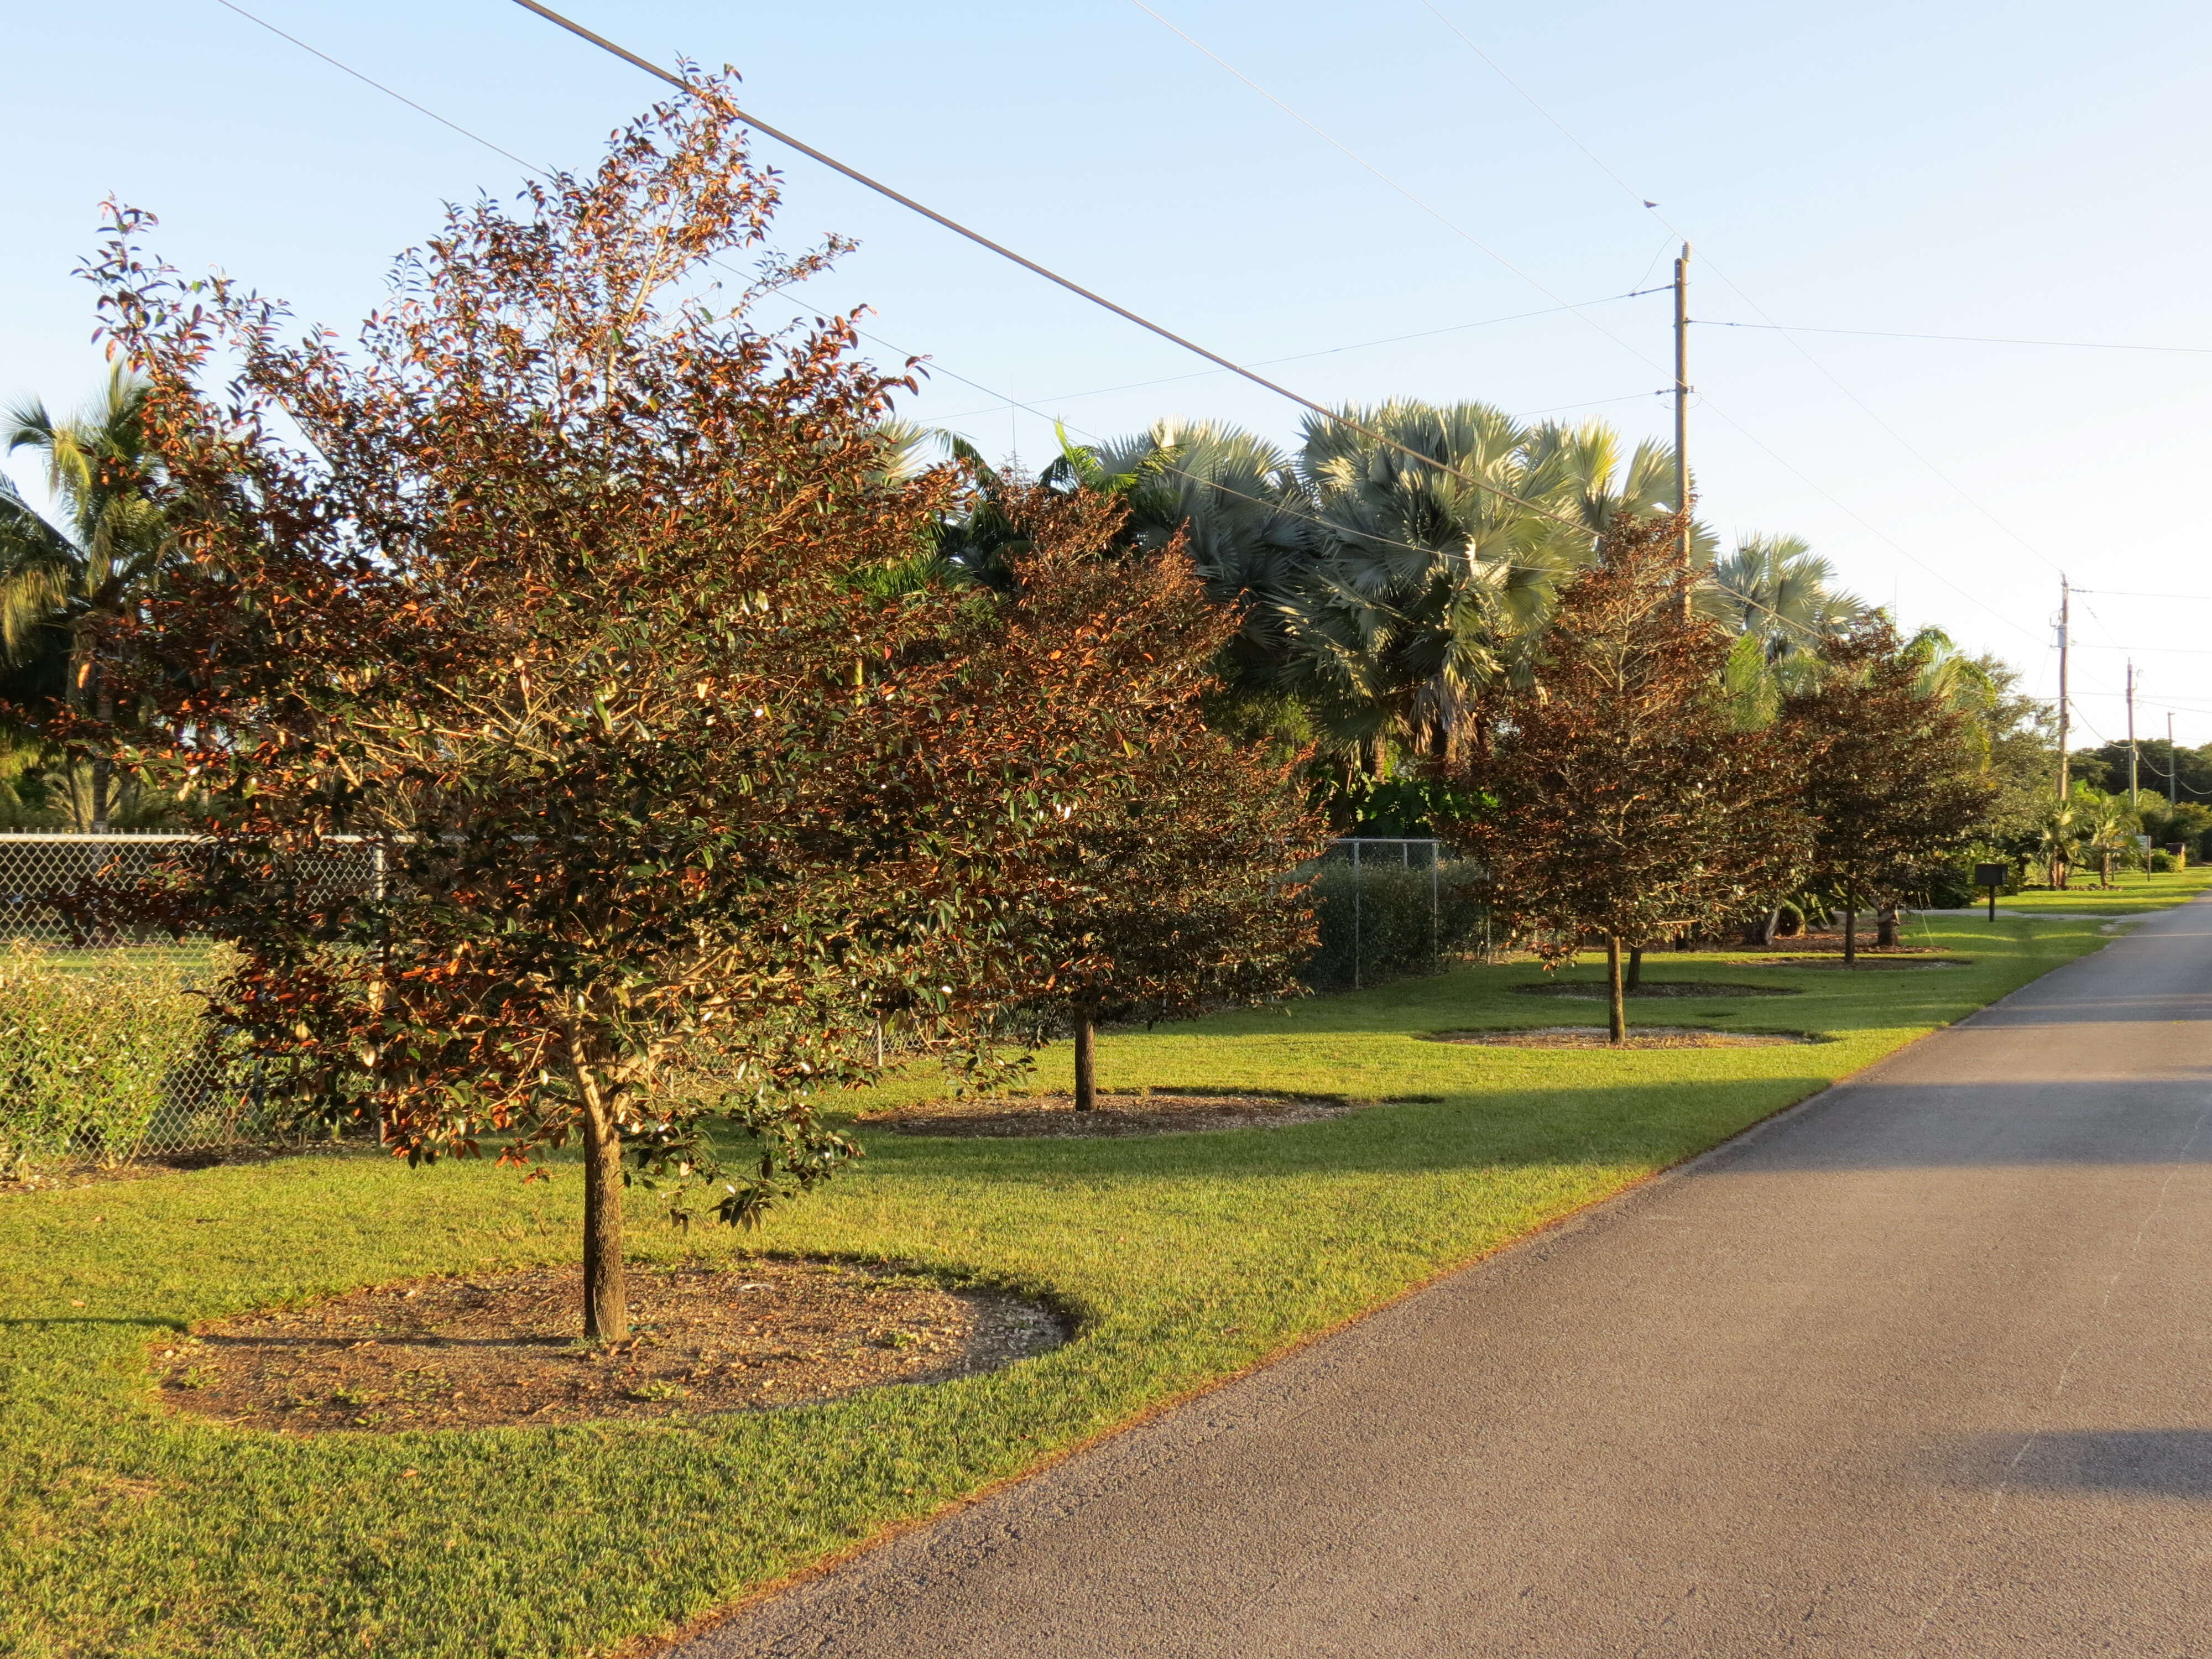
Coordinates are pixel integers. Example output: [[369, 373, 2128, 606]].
[[1605, 935, 1626, 1045], [2100, 852, 2113, 888], [1072, 1008, 1097, 1112], [1875, 904, 1898, 948], [1760, 907, 1779, 947], [580, 1098, 629, 1342], [1843, 881, 1858, 967], [1625, 945, 1644, 992]]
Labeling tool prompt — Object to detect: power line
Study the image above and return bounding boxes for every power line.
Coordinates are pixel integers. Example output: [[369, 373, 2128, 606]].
[[203, 1, 1611, 604], [1131, 0, 2048, 649], [935, 383, 1669, 429], [1120, 0, 1671, 387], [1417, 2, 1655, 212], [2070, 587, 2212, 603], [1697, 319, 2212, 355], [206, 0, 1871, 651], [924, 288, 1670, 422], [502, 0, 1588, 536], [1412, 3, 2076, 612], [212, 0, 540, 171], [2069, 641, 2212, 656]]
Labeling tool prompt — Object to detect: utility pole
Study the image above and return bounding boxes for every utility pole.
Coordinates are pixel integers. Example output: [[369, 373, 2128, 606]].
[[2056, 576, 2070, 802], [1673, 243, 1692, 616], [2169, 712, 2179, 810], [2126, 661, 2140, 801]]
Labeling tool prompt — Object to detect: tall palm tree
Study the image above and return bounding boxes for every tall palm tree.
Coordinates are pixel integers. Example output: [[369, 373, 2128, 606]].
[[1042, 403, 1725, 769], [1276, 401, 1592, 765], [0, 368, 172, 828], [1699, 533, 1869, 722], [1051, 419, 1312, 601], [1701, 534, 1867, 665], [1517, 418, 1716, 558]]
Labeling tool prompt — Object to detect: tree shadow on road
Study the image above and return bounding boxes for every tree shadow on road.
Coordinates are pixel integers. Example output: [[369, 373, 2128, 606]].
[[1941, 1430, 2212, 1500]]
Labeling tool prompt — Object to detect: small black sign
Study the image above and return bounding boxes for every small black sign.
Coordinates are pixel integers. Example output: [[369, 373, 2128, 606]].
[[1973, 862, 2007, 889]]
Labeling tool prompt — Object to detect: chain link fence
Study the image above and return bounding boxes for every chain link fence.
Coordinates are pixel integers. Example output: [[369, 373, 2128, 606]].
[[3, 828, 1493, 1175], [0, 833, 378, 1175], [1307, 838, 1491, 990]]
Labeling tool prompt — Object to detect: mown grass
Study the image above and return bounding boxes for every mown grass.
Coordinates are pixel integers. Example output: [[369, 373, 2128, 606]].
[[1984, 864, 2212, 916], [0, 910, 2171, 1657]]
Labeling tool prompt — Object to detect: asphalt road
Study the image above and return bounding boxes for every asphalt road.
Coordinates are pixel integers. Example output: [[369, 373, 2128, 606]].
[[688, 904, 2212, 1657]]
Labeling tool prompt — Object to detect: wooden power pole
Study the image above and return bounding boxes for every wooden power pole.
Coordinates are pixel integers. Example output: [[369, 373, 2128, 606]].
[[1673, 243, 1692, 615], [2127, 660, 2140, 801], [2056, 576, 2070, 801]]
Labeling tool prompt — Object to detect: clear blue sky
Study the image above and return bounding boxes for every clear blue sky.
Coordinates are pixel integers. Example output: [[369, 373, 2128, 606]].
[[7, 0, 2209, 746]]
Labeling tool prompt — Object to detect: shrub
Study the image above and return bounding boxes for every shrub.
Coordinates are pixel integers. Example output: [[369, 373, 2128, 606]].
[[0, 950, 215, 1178], [2150, 850, 2178, 873], [1308, 857, 1488, 989]]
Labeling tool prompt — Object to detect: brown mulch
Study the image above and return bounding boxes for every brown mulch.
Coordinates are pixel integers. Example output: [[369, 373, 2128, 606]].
[[1748, 957, 1968, 971], [1515, 979, 1798, 999], [152, 1259, 1065, 1433], [1428, 1025, 1819, 1050], [1745, 936, 1942, 955], [861, 1089, 1355, 1138]]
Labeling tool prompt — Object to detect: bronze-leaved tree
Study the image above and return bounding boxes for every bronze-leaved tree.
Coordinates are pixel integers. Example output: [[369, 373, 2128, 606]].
[[1441, 515, 1807, 1041], [1781, 618, 1996, 961], [80, 80, 1176, 1339], [982, 485, 1329, 1109]]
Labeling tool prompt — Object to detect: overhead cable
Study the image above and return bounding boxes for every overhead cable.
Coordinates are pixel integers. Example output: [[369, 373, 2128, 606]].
[[211, 0, 540, 171], [925, 288, 1671, 422], [1413, 2, 2077, 603], [1698, 319, 2212, 355], [207, 0, 1831, 646], [502, 0, 1589, 534]]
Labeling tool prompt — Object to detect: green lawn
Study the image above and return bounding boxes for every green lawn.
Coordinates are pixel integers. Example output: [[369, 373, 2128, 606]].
[[0, 908, 2180, 1657], [1980, 864, 2212, 916]]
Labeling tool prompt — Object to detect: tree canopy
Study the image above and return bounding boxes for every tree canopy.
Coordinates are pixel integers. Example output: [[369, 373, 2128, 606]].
[[1439, 514, 1807, 1039], [79, 77, 1314, 1338], [1780, 619, 1996, 955]]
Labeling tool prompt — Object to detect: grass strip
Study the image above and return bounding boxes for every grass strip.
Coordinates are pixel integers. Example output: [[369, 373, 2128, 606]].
[[1976, 865, 2212, 916], [0, 909, 2162, 1657]]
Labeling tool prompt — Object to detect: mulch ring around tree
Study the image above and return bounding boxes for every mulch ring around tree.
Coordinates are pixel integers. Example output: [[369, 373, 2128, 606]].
[[1515, 979, 1799, 999], [1745, 937, 1948, 956], [860, 1088, 1358, 1138], [152, 1259, 1067, 1433], [1426, 1026, 1823, 1050], [1747, 957, 1970, 971]]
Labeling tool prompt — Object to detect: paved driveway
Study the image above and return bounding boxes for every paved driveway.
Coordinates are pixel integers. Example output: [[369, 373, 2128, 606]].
[[687, 904, 2212, 1657]]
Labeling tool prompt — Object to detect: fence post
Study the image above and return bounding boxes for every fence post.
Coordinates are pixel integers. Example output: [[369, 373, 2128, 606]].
[[1352, 839, 1362, 990], [1430, 841, 1441, 975], [370, 841, 390, 1150]]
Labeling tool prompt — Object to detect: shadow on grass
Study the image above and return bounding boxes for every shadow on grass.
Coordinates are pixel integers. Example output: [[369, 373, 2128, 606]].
[[828, 1062, 2212, 1183]]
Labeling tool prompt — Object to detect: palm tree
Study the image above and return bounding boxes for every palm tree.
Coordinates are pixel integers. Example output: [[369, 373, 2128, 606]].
[[1274, 401, 1597, 765], [0, 368, 173, 829], [1041, 403, 1732, 771], [2076, 788, 2138, 888], [1519, 418, 1714, 553], [2035, 797, 2083, 890]]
